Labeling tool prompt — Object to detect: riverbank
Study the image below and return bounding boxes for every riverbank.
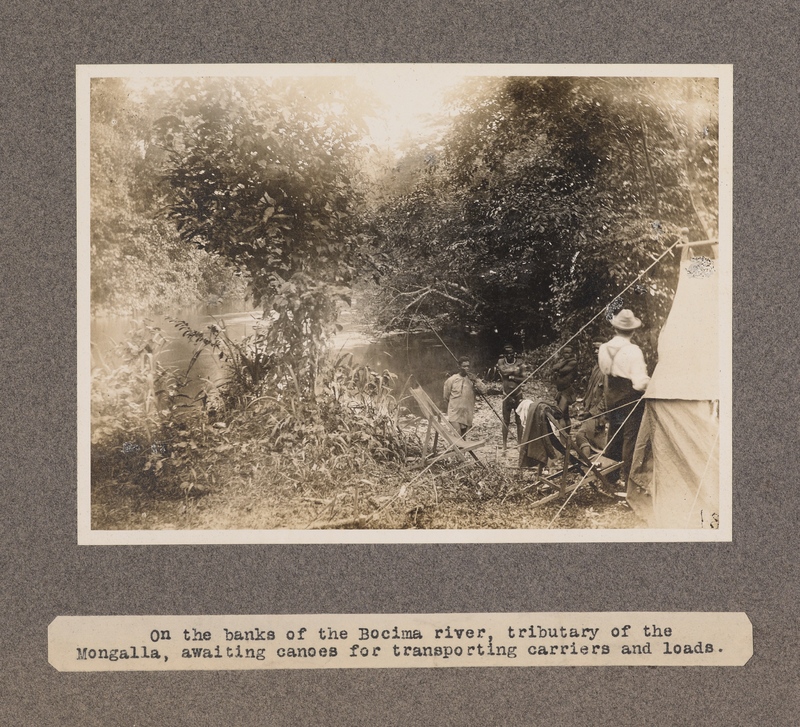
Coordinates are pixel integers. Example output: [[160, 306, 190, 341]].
[[91, 386, 642, 532]]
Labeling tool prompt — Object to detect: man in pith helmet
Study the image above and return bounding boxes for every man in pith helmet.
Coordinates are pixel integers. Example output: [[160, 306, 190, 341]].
[[597, 309, 650, 485]]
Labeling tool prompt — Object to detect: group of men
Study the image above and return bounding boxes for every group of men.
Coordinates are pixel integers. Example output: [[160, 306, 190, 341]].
[[441, 309, 650, 488]]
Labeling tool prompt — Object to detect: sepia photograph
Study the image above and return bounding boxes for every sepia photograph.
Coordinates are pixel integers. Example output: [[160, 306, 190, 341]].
[[78, 64, 731, 544]]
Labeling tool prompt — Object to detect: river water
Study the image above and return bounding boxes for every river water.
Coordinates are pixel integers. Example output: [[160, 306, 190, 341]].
[[91, 301, 501, 407]]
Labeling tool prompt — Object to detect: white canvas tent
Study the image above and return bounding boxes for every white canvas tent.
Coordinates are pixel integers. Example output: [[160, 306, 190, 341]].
[[628, 243, 720, 528]]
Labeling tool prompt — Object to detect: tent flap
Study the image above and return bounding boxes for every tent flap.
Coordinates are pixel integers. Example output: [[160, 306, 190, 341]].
[[645, 246, 719, 401], [628, 400, 719, 529]]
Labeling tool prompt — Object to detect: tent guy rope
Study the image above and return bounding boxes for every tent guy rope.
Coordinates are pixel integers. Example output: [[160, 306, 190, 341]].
[[545, 398, 647, 527], [503, 236, 690, 403]]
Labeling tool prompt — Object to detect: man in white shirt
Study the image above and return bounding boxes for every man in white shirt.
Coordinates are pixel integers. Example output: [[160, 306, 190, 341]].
[[443, 356, 486, 437], [597, 309, 650, 484]]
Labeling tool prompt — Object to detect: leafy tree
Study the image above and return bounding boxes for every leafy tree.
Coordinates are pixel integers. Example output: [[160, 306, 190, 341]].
[[364, 76, 719, 363], [159, 77, 373, 392], [90, 78, 245, 313]]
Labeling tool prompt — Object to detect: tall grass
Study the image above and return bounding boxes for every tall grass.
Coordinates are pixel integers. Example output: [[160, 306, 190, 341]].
[[91, 320, 417, 501]]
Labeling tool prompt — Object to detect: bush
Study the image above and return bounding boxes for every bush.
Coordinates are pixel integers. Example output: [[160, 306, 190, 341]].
[[91, 321, 213, 494], [92, 321, 417, 501]]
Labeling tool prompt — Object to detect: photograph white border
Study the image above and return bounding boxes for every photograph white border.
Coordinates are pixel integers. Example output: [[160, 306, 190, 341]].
[[77, 63, 733, 545]]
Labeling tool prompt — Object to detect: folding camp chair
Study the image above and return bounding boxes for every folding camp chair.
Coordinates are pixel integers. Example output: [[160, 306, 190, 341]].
[[409, 385, 486, 467], [527, 413, 623, 508]]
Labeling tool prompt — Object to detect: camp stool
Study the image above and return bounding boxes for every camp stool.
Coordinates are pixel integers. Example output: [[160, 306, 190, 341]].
[[408, 385, 486, 467], [527, 414, 623, 509]]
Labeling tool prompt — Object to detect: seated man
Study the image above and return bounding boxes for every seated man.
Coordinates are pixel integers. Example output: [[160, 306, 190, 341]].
[[572, 412, 607, 462]]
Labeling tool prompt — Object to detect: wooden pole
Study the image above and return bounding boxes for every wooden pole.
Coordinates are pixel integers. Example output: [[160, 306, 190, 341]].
[[675, 238, 718, 248]]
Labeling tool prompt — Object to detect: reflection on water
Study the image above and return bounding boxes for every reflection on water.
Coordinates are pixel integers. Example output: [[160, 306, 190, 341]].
[[92, 301, 266, 391], [91, 302, 501, 408]]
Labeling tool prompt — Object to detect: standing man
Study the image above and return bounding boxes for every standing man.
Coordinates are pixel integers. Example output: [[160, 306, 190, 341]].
[[573, 340, 607, 461], [598, 309, 650, 484], [443, 356, 486, 438], [497, 343, 525, 449], [551, 345, 579, 426], [582, 340, 606, 419]]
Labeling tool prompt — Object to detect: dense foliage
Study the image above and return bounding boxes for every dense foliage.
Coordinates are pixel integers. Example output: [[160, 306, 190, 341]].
[[363, 76, 719, 358], [90, 79, 246, 313], [92, 77, 411, 505], [158, 77, 374, 390], [91, 321, 412, 503]]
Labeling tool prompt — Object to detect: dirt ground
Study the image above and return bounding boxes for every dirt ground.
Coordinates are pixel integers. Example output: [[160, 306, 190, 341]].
[[428, 386, 643, 530], [92, 383, 643, 532]]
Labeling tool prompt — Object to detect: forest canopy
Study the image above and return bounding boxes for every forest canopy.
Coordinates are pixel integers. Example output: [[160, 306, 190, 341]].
[[361, 76, 718, 350], [91, 74, 718, 362]]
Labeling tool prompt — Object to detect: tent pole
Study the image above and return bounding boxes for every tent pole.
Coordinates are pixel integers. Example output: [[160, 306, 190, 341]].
[[675, 238, 718, 248]]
